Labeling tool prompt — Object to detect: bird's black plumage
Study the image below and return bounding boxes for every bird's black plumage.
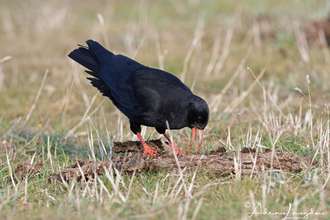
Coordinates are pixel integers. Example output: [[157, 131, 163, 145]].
[[69, 40, 209, 156]]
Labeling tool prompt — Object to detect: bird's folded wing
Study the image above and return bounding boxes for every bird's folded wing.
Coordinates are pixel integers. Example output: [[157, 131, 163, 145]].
[[98, 55, 146, 116]]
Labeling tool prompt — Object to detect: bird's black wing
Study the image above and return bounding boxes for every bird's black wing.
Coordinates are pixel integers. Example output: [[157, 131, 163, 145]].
[[130, 67, 192, 107], [98, 54, 147, 117], [69, 40, 147, 118]]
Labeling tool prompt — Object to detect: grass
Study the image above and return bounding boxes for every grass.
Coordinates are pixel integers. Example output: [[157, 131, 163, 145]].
[[1, 0, 330, 219]]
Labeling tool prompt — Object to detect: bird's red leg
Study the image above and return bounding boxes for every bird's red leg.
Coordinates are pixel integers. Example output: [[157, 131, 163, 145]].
[[196, 129, 204, 154], [137, 133, 159, 157], [163, 133, 183, 155], [186, 126, 197, 155]]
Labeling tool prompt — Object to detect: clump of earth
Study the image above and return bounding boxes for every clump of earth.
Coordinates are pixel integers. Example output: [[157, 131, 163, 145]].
[[46, 139, 315, 183]]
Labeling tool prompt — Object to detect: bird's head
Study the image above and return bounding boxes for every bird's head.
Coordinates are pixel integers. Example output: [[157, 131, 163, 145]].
[[186, 96, 209, 130], [185, 95, 209, 154]]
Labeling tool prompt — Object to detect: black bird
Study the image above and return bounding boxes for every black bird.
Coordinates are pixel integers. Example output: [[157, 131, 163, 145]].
[[69, 40, 209, 157]]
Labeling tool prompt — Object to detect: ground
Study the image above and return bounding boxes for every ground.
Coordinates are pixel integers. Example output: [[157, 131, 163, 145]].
[[0, 0, 330, 219]]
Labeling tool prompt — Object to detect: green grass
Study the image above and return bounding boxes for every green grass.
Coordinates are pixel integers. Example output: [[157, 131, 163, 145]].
[[1, 0, 330, 219]]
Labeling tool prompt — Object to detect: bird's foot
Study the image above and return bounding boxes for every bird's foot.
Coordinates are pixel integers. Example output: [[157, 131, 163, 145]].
[[167, 143, 184, 155], [186, 145, 192, 155], [163, 133, 183, 155], [142, 144, 159, 157]]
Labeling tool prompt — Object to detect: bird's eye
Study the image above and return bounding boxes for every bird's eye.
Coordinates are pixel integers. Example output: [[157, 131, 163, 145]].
[[197, 116, 202, 122]]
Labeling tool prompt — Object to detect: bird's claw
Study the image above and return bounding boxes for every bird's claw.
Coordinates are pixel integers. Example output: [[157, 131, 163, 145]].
[[142, 145, 159, 157], [167, 143, 184, 155]]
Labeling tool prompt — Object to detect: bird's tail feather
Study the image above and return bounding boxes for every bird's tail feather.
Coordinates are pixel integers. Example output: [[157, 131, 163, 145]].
[[68, 39, 114, 77]]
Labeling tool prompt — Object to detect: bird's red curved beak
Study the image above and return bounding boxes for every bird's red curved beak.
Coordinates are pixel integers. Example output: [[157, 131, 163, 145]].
[[186, 126, 204, 154]]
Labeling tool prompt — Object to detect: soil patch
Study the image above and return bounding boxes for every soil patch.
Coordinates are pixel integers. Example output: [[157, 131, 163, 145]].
[[48, 139, 316, 183], [112, 139, 165, 153], [305, 15, 330, 45], [8, 159, 44, 183]]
